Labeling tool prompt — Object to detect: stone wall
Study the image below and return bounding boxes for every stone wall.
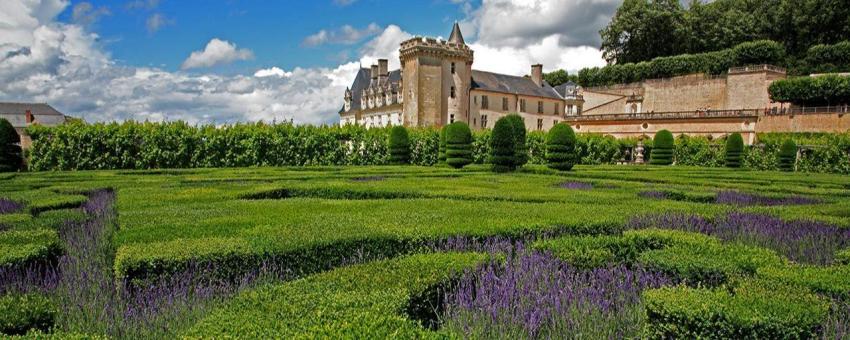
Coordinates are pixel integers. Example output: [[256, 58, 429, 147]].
[[756, 112, 850, 134]]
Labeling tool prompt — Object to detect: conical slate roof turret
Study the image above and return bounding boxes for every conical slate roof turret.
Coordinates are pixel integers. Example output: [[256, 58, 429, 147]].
[[448, 22, 465, 44]]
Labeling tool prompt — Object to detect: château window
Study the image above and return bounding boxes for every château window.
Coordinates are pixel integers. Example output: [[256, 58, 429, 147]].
[[502, 97, 509, 111], [537, 118, 543, 130], [554, 103, 559, 115], [520, 99, 526, 112], [451, 86, 456, 99], [554, 119, 559, 125], [450, 114, 455, 123], [451, 62, 456, 74], [481, 115, 488, 128], [482, 95, 489, 109], [538, 101, 543, 114]]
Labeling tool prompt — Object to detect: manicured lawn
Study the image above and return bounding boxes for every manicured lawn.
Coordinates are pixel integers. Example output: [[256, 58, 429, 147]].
[[1, 164, 849, 338]]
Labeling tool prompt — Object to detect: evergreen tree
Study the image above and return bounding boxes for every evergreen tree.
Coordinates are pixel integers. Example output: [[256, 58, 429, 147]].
[[724, 132, 744, 168], [503, 114, 528, 168], [444, 122, 473, 169], [490, 116, 517, 172], [778, 139, 797, 172], [649, 129, 674, 165], [387, 125, 410, 165], [438, 126, 447, 163], [545, 123, 577, 171], [0, 118, 22, 172]]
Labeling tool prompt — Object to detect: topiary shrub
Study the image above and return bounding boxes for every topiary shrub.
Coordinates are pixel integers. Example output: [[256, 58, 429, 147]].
[[490, 116, 517, 172], [0, 293, 56, 335], [778, 139, 797, 172], [725, 133, 744, 168], [438, 126, 447, 163], [387, 126, 410, 165], [444, 122, 473, 169], [649, 130, 674, 165], [0, 118, 22, 172], [545, 123, 577, 171], [503, 114, 528, 168]]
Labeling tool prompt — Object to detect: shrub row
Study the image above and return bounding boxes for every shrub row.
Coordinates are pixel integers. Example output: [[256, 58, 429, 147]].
[[768, 74, 850, 106], [0, 293, 56, 335], [0, 229, 63, 269], [28, 122, 629, 171], [183, 253, 486, 338], [0, 118, 22, 172], [26, 121, 850, 174], [578, 40, 785, 87], [643, 280, 829, 339], [796, 41, 850, 75]]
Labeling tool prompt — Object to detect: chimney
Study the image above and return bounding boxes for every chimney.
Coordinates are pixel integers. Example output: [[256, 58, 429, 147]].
[[370, 64, 378, 85], [531, 64, 543, 87], [378, 59, 388, 84], [25, 110, 34, 124]]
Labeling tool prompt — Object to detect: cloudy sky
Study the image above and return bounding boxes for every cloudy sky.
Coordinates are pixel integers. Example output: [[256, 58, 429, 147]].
[[0, 0, 617, 125]]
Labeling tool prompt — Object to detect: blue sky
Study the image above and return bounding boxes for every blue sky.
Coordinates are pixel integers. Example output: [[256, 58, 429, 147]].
[[56, 0, 474, 73], [0, 0, 616, 124]]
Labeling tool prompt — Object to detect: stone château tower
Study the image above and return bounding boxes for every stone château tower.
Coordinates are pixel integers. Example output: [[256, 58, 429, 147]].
[[399, 23, 474, 127]]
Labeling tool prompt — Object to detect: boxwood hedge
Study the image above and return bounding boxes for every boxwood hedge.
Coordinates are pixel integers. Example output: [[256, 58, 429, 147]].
[[0, 293, 56, 335], [725, 133, 744, 168], [643, 280, 829, 339], [444, 122, 473, 169], [545, 123, 577, 171], [649, 130, 674, 165], [387, 126, 410, 165], [184, 252, 486, 338]]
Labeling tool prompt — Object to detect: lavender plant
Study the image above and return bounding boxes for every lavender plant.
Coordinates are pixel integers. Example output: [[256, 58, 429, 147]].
[[715, 190, 820, 206], [559, 181, 594, 190], [629, 212, 850, 265], [441, 251, 670, 339], [0, 198, 23, 214]]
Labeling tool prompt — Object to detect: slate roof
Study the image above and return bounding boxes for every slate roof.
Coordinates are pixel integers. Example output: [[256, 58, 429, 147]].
[[341, 68, 402, 113], [0, 102, 66, 129], [471, 70, 562, 100], [449, 22, 465, 44], [553, 81, 578, 97]]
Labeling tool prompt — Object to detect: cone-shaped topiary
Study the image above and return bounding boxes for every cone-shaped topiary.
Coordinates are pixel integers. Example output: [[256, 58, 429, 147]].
[[778, 139, 797, 172], [503, 114, 528, 168], [546, 123, 577, 171], [490, 116, 517, 172], [438, 126, 447, 163], [725, 132, 744, 168], [444, 122, 473, 169], [649, 129, 674, 165], [387, 125, 410, 165], [0, 118, 22, 172]]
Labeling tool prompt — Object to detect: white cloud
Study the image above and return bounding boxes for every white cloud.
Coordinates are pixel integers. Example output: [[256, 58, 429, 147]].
[[71, 2, 110, 26], [303, 23, 382, 47], [357, 25, 412, 70], [254, 66, 292, 78], [463, 0, 620, 48], [145, 13, 172, 33], [0, 0, 369, 125], [181, 38, 254, 70], [125, 0, 160, 10]]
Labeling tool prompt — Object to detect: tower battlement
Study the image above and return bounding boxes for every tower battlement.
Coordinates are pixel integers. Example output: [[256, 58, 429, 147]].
[[399, 36, 474, 62]]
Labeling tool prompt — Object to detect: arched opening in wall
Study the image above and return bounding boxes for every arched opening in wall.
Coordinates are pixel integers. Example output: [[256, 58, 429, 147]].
[[630, 103, 638, 114], [575, 124, 581, 130], [641, 122, 648, 130]]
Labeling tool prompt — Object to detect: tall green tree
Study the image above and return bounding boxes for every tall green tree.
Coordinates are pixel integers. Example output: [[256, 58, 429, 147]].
[[600, 0, 688, 64], [543, 70, 579, 87], [0, 118, 22, 172]]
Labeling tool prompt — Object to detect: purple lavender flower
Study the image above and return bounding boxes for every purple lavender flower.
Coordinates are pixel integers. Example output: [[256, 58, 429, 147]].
[[0, 198, 23, 214], [559, 181, 593, 190], [629, 212, 850, 265], [638, 190, 668, 200], [715, 190, 820, 206], [442, 251, 670, 338]]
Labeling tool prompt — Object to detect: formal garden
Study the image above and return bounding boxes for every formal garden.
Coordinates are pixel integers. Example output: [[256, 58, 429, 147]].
[[0, 115, 849, 338]]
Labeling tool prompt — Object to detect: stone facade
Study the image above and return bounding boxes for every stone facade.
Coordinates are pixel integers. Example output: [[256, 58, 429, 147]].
[[338, 25, 848, 143], [0, 103, 67, 149]]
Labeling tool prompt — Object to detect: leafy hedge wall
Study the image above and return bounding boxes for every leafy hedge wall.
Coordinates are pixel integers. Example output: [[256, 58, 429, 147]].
[[25, 122, 850, 174], [768, 74, 850, 106], [27, 122, 628, 171], [796, 41, 850, 75], [578, 40, 785, 87]]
